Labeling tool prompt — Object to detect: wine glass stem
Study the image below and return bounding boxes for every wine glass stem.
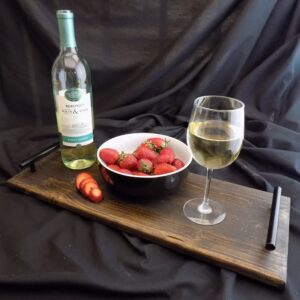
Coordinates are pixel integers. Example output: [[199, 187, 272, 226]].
[[199, 168, 213, 214]]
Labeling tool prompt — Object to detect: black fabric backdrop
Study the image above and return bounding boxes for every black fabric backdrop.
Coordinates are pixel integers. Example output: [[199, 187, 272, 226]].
[[1, 0, 300, 299]]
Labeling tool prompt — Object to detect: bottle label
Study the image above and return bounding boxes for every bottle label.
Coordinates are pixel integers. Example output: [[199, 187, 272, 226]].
[[65, 88, 84, 101], [56, 89, 93, 147]]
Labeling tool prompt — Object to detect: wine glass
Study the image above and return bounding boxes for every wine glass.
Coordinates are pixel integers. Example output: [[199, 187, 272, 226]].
[[184, 95, 245, 225]]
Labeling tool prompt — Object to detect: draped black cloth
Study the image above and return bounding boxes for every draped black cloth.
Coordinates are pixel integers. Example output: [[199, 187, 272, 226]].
[[1, 0, 300, 299]]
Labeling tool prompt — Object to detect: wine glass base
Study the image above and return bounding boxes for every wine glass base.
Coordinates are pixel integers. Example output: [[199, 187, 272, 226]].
[[183, 198, 226, 225]]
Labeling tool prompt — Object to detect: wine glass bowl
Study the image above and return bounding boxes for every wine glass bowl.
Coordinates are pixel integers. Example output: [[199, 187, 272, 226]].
[[184, 96, 245, 225]]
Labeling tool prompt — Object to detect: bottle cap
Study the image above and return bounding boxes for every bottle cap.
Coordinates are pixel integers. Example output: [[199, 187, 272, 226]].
[[56, 10, 74, 19], [56, 10, 76, 47]]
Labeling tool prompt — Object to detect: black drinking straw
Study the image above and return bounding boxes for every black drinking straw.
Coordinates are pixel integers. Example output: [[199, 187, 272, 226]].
[[265, 186, 282, 251]]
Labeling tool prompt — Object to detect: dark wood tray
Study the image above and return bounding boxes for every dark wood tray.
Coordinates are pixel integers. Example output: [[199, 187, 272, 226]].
[[7, 150, 290, 288]]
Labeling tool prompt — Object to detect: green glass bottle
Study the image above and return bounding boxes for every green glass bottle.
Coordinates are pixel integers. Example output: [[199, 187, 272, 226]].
[[52, 10, 96, 170]]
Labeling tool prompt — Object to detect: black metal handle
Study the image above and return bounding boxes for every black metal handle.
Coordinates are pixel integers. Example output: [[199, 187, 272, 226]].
[[19, 142, 60, 172], [265, 186, 282, 251]]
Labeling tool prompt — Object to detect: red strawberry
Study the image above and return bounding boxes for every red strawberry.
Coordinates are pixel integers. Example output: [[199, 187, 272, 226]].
[[79, 177, 97, 191], [160, 147, 175, 163], [99, 148, 119, 165], [153, 163, 177, 175], [82, 180, 99, 198], [146, 137, 168, 151], [108, 164, 121, 171], [75, 172, 93, 190], [134, 144, 158, 161], [137, 158, 153, 173], [132, 171, 150, 176], [89, 188, 103, 203], [75, 173, 104, 203], [153, 154, 172, 165], [172, 158, 185, 170], [119, 168, 132, 175], [119, 153, 138, 170]]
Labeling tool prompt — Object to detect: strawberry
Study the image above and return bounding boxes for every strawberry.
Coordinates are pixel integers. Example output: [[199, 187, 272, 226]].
[[119, 168, 133, 175], [108, 164, 121, 171], [146, 137, 168, 151], [134, 144, 158, 161], [82, 180, 99, 198], [89, 188, 103, 203], [153, 163, 177, 175], [172, 158, 185, 170], [79, 177, 97, 191], [160, 147, 175, 163], [75, 172, 93, 190], [132, 171, 150, 176], [118, 153, 138, 170], [137, 158, 153, 173], [75, 172, 104, 203], [153, 154, 172, 165], [99, 148, 119, 165]]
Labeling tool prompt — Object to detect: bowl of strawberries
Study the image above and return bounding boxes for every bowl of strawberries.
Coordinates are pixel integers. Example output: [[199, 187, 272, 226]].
[[97, 132, 192, 198]]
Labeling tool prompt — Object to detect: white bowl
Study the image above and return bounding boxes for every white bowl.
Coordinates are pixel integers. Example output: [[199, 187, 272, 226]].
[[97, 133, 192, 197]]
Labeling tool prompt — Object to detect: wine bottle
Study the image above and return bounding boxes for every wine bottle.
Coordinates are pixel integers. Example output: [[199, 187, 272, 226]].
[[52, 10, 96, 170]]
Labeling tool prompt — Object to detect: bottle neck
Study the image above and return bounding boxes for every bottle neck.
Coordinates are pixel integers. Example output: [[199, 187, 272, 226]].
[[57, 16, 77, 48]]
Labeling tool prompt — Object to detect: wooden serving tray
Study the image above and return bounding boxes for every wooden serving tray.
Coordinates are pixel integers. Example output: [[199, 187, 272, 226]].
[[7, 151, 290, 288]]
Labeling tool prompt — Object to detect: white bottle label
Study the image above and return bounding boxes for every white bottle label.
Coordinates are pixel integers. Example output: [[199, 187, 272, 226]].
[[56, 89, 93, 147]]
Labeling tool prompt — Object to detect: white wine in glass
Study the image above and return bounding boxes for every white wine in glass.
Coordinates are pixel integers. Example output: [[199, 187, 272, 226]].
[[184, 96, 245, 225]]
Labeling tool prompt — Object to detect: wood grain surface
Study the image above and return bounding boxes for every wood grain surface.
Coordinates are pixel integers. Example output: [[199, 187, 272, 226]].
[[7, 150, 290, 288]]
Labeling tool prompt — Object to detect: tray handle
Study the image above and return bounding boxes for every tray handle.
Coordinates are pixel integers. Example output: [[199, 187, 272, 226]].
[[19, 142, 60, 172], [265, 186, 282, 251]]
